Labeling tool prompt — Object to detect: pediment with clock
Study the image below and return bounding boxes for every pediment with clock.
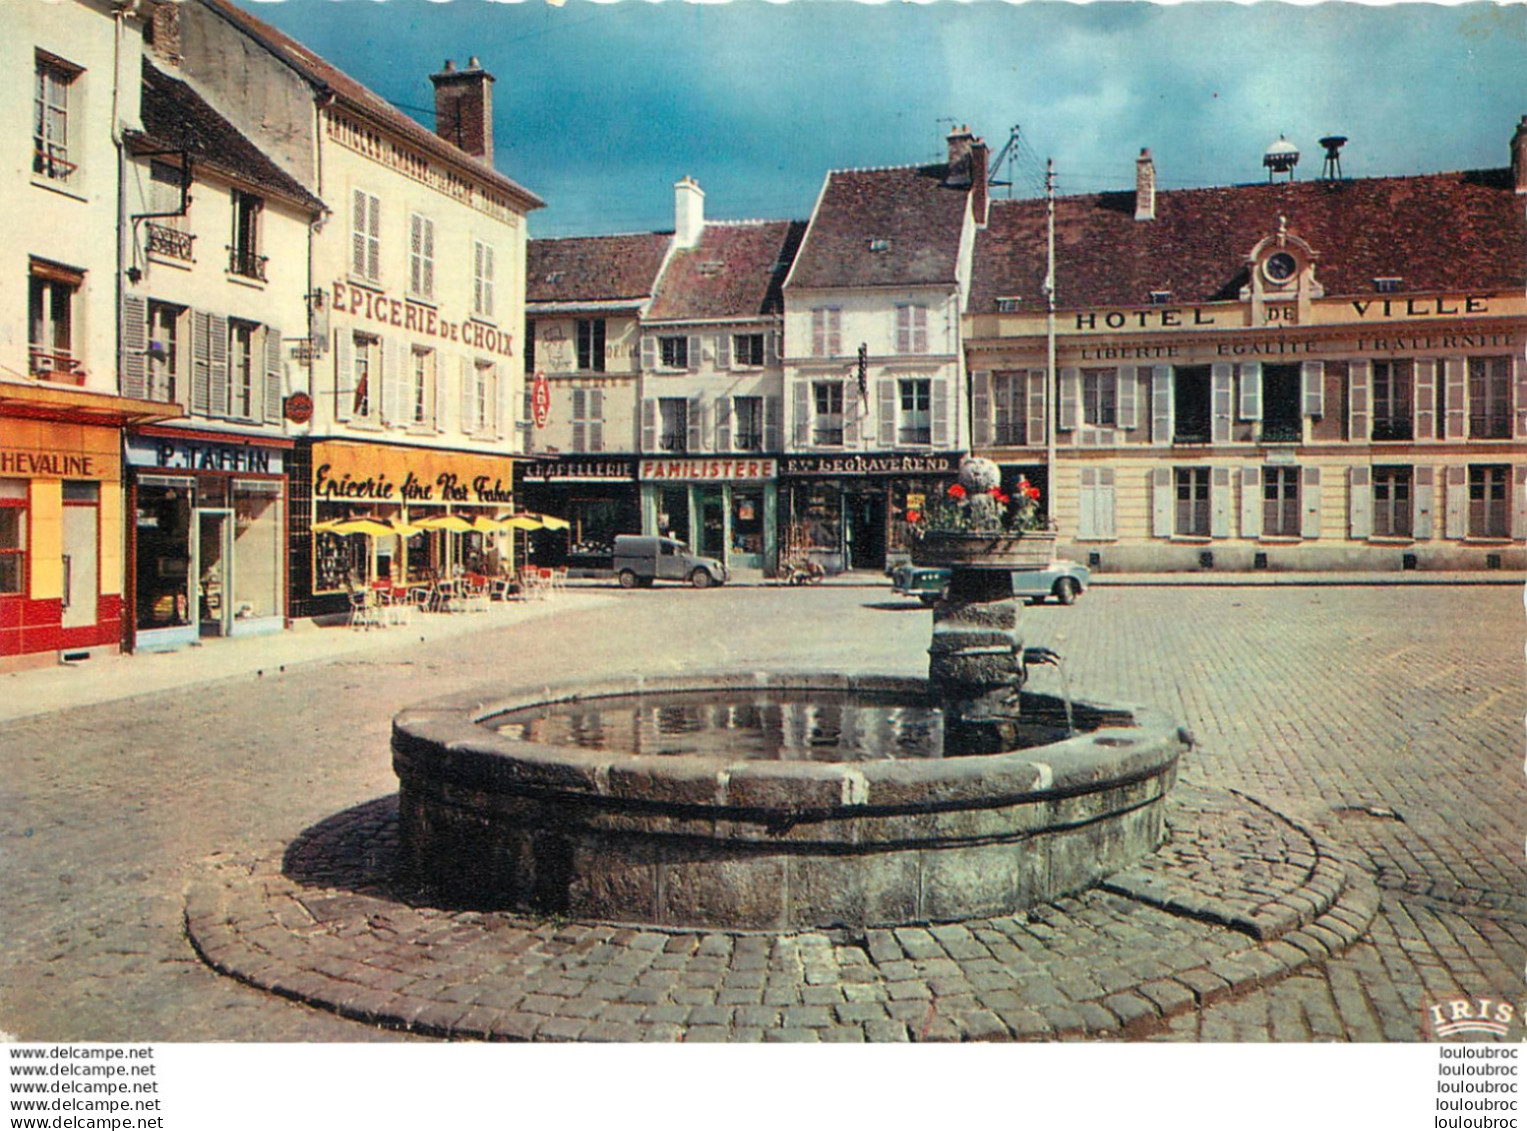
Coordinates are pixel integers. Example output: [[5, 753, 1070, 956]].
[[1240, 217, 1323, 327]]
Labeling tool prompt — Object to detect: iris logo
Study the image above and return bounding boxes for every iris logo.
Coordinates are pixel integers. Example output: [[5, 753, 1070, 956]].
[[1425, 996, 1517, 1039]]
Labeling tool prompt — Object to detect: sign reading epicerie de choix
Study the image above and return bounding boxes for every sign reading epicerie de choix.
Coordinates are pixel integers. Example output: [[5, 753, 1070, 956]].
[[332, 280, 514, 358]]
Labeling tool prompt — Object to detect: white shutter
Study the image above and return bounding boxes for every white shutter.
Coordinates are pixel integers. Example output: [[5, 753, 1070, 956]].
[[1302, 360, 1325, 418], [589, 389, 604, 453], [1152, 467, 1173, 537], [1027, 370, 1047, 447], [1241, 467, 1262, 538], [366, 194, 380, 282], [1077, 468, 1097, 539], [1414, 360, 1437, 441], [1058, 367, 1079, 432], [1211, 363, 1233, 443], [351, 190, 368, 277], [1151, 366, 1173, 443], [1116, 365, 1138, 430], [1211, 467, 1231, 538], [1349, 361, 1371, 442], [715, 396, 732, 452], [571, 389, 587, 452], [640, 336, 656, 372], [770, 328, 782, 363], [1514, 355, 1527, 438], [1415, 466, 1435, 539], [688, 396, 705, 452], [931, 379, 949, 448], [209, 314, 230, 418], [432, 351, 446, 432], [716, 333, 731, 371], [422, 217, 434, 298], [687, 335, 701, 373], [792, 382, 810, 447], [122, 294, 148, 400], [877, 378, 896, 447], [483, 244, 495, 320], [764, 395, 782, 452], [379, 336, 400, 426], [971, 370, 992, 447], [914, 306, 928, 353], [263, 325, 284, 423], [1444, 465, 1467, 538], [333, 331, 354, 422], [1300, 466, 1322, 539], [1238, 362, 1262, 421], [895, 306, 909, 354], [1443, 359, 1466, 440], [641, 398, 657, 452], [844, 380, 860, 447], [1097, 467, 1116, 539], [494, 363, 506, 438], [1349, 466, 1372, 540], [1512, 466, 1527, 540], [191, 311, 213, 416], [459, 358, 473, 433]]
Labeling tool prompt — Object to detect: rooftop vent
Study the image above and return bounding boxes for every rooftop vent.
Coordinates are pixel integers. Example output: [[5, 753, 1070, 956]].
[[1148, 290, 1172, 305], [1373, 277, 1402, 293], [868, 238, 892, 252], [1319, 135, 1347, 180], [995, 297, 1021, 313], [1263, 135, 1300, 182]]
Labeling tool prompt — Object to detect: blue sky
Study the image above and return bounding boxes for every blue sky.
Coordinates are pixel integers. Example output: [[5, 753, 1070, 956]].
[[240, 1, 1527, 238]]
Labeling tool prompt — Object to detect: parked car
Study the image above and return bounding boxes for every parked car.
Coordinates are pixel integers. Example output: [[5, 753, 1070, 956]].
[[888, 559, 1090, 606], [612, 535, 728, 589]]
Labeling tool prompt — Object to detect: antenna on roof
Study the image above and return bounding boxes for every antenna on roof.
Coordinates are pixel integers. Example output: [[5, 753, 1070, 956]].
[[987, 124, 1022, 197], [1319, 135, 1347, 181]]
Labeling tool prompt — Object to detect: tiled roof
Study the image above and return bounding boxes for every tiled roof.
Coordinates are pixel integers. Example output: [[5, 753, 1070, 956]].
[[133, 62, 324, 213], [970, 169, 1527, 314], [526, 233, 674, 306], [788, 165, 970, 290], [646, 220, 807, 321], [200, 0, 543, 212]]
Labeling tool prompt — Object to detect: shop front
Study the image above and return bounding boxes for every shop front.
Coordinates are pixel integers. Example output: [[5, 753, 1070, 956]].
[[294, 440, 519, 617], [517, 457, 640, 573], [781, 452, 962, 574], [638, 457, 778, 575]]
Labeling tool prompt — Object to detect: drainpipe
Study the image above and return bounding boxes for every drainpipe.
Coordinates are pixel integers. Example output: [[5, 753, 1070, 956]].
[[113, 2, 131, 652], [1044, 159, 1057, 522]]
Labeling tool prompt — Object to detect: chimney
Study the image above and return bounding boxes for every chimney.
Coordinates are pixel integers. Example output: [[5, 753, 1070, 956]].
[[1135, 148, 1156, 221], [674, 176, 705, 249], [145, 0, 182, 66], [969, 137, 990, 227], [1513, 115, 1527, 195], [430, 57, 495, 164], [945, 125, 975, 187]]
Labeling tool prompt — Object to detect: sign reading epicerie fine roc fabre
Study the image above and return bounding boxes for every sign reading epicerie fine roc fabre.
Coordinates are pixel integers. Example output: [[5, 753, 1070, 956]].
[[332, 280, 515, 358], [311, 443, 515, 505]]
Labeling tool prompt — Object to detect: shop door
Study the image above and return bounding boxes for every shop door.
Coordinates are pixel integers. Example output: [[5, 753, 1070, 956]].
[[698, 490, 725, 561], [60, 500, 98, 630], [198, 510, 232, 636], [844, 490, 886, 571]]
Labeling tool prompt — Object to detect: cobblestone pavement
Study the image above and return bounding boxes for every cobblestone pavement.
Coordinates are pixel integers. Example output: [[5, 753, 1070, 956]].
[[1, 584, 1521, 1041]]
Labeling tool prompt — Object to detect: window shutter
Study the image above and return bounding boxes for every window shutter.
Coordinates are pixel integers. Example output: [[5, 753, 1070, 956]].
[[365, 194, 380, 282], [121, 294, 148, 400], [1151, 467, 1173, 537], [432, 352, 446, 432], [895, 307, 909, 354], [1415, 466, 1435, 539], [209, 314, 229, 418], [1211, 466, 1231, 538], [641, 398, 657, 452], [191, 312, 213, 417], [1513, 466, 1527, 540], [1240, 467, 1262, 538], [1444, 465, 1467, 538], [494, 363, 506, 439], [1238, 362, 1262, 421], [1348, 361, 1371, 442], [828, 309, 841, 357], [459, 358, 473, 433], [379, 336, 400, 426], [1211, 363, 1233, 443], [422, 218, 434, 298], [263, 325, 284, 423], [765, 395, 782, 453], [483, 244, 495, 320], [1027, 370, 1047, 447], [1349, 466, 1372, 539], [914, 306, 928, 353], [770, 329, 782, 363], [793, 383, 810, 446], [688, 396, 705, 452], [1116, 365, 1138, 429], [641, 335, 656, 372], [589, 390, 604, 453], [1058, 367, 1079, 432], [571, 389, 587, 451], [715, 396, 732, 452], [931, 379, 949, 448], [1077, 468, 1097, 539], [1515, 355, 1527, 439], [811, 310, 826, 357], [351, 190, 367, 277], [1151, 366, 1173, 443], [409, 215, 422, 295], [1300, 466, 1322, 539], [687, 335, 701, 373], [844, 380, 860, 446], [333, 331, 353, 422], [1443, 359, 1466, 440], [971, 370, 992, 447], [1097, 467, 1116, 539], [1414, 360, 1437, 441], [717, 334, 731, 371], [877, 378, 896, 447], [1302, 360, 1325, 418]]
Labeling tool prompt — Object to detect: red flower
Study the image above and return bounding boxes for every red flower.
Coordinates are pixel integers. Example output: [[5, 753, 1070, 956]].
[[991, 489, 1009, 504], [906, 510, 922, 524], [1024, 483, 1041, 500], [948, 483, 967, 499]]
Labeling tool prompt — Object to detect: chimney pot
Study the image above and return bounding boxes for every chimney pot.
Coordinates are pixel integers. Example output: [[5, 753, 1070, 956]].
[[431, 58, 495, 164], [675, 177, 705, 249], [1135, 148, 1156, 222]]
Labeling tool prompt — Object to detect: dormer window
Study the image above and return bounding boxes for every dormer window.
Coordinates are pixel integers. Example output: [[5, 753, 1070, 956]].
[[543, 270, 564, 285], [868, 238, 891, 253], [1373, 277, 1403, 294], [995, 297, 1021, 313], [1148, 291, 1172, 305]]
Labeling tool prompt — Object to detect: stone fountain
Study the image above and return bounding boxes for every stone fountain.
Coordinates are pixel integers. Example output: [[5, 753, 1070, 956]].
[[393, 460, 1190, 931]]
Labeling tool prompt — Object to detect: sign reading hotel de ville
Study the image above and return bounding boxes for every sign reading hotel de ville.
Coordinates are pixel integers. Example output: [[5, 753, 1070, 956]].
[[331, 280, 515, 358]]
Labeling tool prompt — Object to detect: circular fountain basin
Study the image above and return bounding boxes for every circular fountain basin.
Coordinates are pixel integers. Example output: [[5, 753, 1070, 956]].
[[392, 672, 1189, 931]]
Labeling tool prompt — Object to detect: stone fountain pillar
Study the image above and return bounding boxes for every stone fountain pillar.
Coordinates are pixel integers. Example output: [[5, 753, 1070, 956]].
[[929, 564, 1027, 755]]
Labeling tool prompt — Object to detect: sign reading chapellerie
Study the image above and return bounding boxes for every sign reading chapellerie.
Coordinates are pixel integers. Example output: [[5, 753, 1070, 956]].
[[311, 442, 515, 505], [332, 280, 514, 358]]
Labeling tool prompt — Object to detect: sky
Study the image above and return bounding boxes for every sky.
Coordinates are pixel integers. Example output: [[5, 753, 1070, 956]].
[[237, 0, 1527, 238]]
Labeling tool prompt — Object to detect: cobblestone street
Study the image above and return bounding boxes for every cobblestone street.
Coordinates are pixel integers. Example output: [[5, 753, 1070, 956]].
[[1, 583, 1521, 1042]]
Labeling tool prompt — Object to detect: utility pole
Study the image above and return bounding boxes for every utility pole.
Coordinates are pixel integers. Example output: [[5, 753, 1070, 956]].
[[1043, 159, 1057, 523]]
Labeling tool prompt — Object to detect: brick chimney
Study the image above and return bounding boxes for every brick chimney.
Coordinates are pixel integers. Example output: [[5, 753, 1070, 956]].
[[1513, 115, 1527, 195], [1135, 148, 1157, 221], [945, 125, 975, 186], [145, 0, 182, 66], [969, 138, 990, 226], [675, 176, 705, 249], [430, 57, 494, 164]]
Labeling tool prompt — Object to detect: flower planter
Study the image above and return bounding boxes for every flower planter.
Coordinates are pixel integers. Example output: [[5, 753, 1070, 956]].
[[911, 530, 1058, 570]]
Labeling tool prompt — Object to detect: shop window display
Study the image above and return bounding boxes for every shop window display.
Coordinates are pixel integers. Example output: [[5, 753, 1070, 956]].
[[135, 479, 193, 630]]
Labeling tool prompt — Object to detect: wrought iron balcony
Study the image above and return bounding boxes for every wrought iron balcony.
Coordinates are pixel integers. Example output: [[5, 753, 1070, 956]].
[[29, 348, 84, 384], [146, 222, 194, 262], [227, 246, 268, 281]]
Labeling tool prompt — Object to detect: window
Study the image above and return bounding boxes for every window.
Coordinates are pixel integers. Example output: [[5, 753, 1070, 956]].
[[411, 347, 434, 426], [1468, 358, 1511, 439], [659, 336, 689, 369], [1372, 360, 1414, 441], [577, 319, 606, 372], [351, 333, 377, 418], [813, 382, 844, 446], [1262, 364, 1303, 442], [28, 259, 81, 379], [351, 189, 380, 282], [571, 388, 604, 453], [811, 308, 841, 358], [473, 240, 495, 319], [0, 481, 25, 595], [895, 305, 928, 354], [1082, 368, 1116, 427], [147, 302, 182, 403], [1373, 466, 1413, 538], [33, 54, 77, 184], [734, 396, 764, 451], [898, 379, 931, 445], [229, 321, 256, 418], [1173, 366, 1211, 443], [1262, 466, 1300, 536], [473, 361, 496, 433], [145, 162, 193, 261], [659, 398, 688, 453], [1175, 468, 1210, 536], [733, 333, 766, 368], [229, 191, 265, 280], [1469, 465, 1509, 538], [409, 214, 435, 300], [993, 372, 1026, 445]]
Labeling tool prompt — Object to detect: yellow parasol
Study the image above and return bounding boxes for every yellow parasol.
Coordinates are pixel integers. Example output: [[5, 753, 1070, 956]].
[[320, 518, 402, 538], [412, 513, 476, 533]]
